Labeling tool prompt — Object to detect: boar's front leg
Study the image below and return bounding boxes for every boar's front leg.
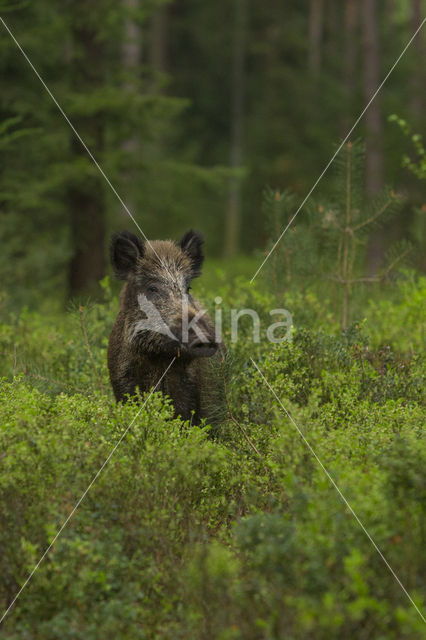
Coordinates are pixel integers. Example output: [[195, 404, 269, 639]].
[[110, 370, 138, 403]]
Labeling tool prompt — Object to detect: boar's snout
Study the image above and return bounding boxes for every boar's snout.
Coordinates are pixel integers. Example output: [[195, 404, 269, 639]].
[[181, 311, 218, 358], [187, 336, 218, 357]]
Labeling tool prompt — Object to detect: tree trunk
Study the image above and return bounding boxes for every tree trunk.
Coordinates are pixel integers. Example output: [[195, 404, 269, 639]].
[[327, 0, 339, 37], [362, 0, 383, 196], [69, 147, 106, 295], [308, 0, 324, 74], [224, 0, 247, 258], [362, 0, 384, 274], [410, 0, 423, 120], [121, 0, 142, 217], [150, 4, 168, 79], [68, 18, 106, 295], [343, 0, 359, 131], [123, 0, 141, 79]]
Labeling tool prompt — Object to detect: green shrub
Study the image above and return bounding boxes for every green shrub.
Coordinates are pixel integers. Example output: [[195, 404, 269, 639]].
[[0, 274, 424, 638]]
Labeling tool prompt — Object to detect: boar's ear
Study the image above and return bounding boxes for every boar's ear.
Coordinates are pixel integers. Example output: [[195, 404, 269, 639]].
[[110, 231, 144, 279], [179, 229, 204, 277]]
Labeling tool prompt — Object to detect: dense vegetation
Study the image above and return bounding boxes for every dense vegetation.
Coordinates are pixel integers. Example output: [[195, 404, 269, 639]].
[[1, 0, 425, 636], [0, 269, 425, 638], [0, 0, 425, 300]]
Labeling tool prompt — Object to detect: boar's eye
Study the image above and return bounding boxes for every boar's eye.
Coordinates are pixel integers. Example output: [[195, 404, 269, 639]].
[[147, 285, 159, 294]]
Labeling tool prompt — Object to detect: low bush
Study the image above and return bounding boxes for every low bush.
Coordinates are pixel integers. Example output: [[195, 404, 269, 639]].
[[0, 274, 424, 638]]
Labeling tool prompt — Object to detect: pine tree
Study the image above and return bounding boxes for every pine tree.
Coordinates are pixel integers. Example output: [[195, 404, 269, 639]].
[[0, 1, 230, 304], [330, 142, 409, 328], [264, 141, 410, 328]]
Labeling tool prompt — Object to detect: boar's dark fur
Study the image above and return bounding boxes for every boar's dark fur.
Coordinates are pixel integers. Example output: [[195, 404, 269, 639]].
[[107, 229, 224, 425]]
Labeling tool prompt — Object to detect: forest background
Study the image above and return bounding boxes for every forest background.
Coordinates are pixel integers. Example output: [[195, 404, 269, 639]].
[[0, 0, 425, 306]]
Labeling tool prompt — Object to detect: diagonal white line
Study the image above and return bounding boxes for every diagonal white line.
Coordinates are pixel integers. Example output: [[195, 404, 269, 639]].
[[250, 357, 426, 623], [0, 357, 176, 626], [250, 17, 426, 283], [0, 16, 171, 274]]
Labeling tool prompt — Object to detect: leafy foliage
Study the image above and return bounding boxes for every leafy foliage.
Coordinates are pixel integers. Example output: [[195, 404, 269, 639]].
[[0, 274, 425, 638], [389, 115, 426, 180]]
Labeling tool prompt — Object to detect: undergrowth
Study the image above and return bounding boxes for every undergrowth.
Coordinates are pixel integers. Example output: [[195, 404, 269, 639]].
[[0, 273, 424, 638]]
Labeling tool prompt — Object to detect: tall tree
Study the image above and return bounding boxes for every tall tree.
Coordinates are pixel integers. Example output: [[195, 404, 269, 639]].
[[362, 0, 383, 196], [343, 0, 359, 132], [410, 0, 424, 120], [224, 0, 247, 258], [68, 7, 106, 295], [123, 0, 142, 78], [150, 4, 169, 78], [308, 0, 324, 74], [121, 0, 142, 215], [362, 0, 384, 273]]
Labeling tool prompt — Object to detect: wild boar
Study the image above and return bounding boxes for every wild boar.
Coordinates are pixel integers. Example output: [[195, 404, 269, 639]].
[[107, 229, 224, 425]]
